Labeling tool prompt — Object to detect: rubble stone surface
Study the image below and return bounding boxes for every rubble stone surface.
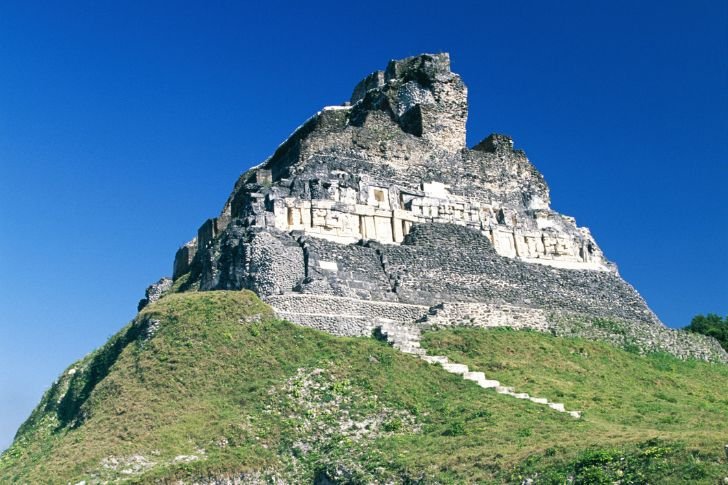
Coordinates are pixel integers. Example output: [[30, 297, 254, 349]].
[[137, 278, 172, 311]]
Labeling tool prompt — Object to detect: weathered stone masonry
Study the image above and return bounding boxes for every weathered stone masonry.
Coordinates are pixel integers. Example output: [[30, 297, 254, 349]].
[[157, 53, 726, 363]]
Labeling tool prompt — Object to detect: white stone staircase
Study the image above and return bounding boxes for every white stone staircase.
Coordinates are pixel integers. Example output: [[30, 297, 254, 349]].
[[377, 320, 581, 419]]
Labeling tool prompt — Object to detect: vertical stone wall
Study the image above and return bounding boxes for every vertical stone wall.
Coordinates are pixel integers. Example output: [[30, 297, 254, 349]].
[[298, 236, 396, 301], [421, 302, 550, 331], [195, 222, 305, 295]]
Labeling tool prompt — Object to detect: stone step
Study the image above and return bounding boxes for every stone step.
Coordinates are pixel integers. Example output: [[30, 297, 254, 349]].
[[392, 344, 426, 354], [397, 345, 426, 356], [392, 339, 418, 346], [463, 371, 486, 383], [385, 326, 419, 332], [390, 335, 420, 343], [392, 338, 420, 347], [478, 379, 500, 389], [376, 323, 581, 419], [441, 363, 469, 374], [421, 355, 449, 364], [384, 333, 420, 341]]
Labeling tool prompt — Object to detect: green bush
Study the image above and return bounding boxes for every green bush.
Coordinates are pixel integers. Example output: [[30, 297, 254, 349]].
[[444, 420, 466, 436], [683, 314, 728, 351]]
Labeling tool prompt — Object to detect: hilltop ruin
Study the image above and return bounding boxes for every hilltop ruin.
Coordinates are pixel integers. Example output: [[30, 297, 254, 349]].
[[148, 53, 725, 363]]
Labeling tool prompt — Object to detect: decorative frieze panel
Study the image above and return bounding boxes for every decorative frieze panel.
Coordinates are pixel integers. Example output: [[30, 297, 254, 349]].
[[268, 180, 610, 271]]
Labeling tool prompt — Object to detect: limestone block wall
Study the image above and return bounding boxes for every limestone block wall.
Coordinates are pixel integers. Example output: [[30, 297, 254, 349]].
[[272, 313, 375, 337], [272, 197, 415, 245], [268, 178, 609, 271], [422, 302, 550, 331], [259, 293, 727, 363], [299, 236, 395, 301], [264, 294, 429, 336], [195, 222, 305, 295]]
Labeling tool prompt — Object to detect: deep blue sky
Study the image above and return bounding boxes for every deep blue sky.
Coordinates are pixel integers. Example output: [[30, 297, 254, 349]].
[[1, 0, 726, 451]]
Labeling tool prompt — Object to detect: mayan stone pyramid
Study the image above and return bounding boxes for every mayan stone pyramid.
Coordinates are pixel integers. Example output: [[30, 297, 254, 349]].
[[141, 53, 724, 362]]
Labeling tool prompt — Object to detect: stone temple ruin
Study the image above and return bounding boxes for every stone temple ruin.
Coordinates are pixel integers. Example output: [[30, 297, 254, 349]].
[[144, 53, 726, 367]]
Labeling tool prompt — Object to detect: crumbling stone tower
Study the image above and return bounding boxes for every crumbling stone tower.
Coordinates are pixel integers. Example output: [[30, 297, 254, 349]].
[[350, 54, 468, 152]]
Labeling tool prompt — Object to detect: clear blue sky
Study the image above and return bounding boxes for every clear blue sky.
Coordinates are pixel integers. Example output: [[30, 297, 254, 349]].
[[1, 0, 726, 451]]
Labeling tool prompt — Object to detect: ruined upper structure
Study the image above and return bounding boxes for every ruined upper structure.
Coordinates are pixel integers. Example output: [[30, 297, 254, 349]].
[[156, 53, 726, 363], [186, 53, 609, 273]]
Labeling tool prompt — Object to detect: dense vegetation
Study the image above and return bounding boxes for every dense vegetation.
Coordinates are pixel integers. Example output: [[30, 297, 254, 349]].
[[684, 313, 728, 351], [1, 291, 726, 483]]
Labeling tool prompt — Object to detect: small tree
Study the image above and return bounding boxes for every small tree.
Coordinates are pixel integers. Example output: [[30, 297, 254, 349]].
[[683, 314, 728, 351]]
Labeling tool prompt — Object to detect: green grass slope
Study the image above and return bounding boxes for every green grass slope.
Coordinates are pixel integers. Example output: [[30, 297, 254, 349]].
[[1, 291, 727, 484]]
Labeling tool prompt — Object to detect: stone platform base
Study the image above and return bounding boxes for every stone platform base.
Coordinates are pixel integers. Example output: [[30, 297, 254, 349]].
[[265, 293, 728, 363], [264, 294, 429, 337]]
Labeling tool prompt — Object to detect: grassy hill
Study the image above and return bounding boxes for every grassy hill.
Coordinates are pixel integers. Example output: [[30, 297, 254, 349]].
[[1, 291, 727, 484]]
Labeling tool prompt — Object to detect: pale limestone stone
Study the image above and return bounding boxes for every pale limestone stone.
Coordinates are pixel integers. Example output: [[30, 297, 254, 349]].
[[318, 261, 338, 272], [441, 363, 469, 374], [422, 181, 449, 198]]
